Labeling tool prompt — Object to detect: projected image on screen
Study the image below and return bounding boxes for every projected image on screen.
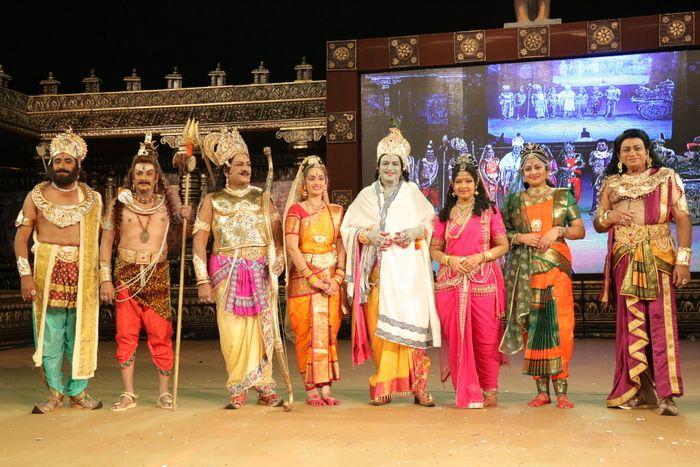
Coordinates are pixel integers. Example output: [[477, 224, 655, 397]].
[[360, 50, 700, 273], [487, 53, 678, 143]]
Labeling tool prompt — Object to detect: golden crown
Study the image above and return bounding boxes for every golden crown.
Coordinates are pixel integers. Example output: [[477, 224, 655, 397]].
[[49, 128, 87, 162], [376, 127, 411, 166], [203, 127, 249, 168], [453, 153, 477, 173], [520, 142, 550, 167]]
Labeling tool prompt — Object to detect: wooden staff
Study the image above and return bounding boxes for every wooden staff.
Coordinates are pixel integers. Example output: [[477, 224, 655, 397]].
[[171, 118, 199, 411]]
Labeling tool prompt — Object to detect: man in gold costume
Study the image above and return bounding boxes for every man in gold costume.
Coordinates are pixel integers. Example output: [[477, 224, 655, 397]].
[[14, 129, 103, 413], [192, 128, 285, 409]]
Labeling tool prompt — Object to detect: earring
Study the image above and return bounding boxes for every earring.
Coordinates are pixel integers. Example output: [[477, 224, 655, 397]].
[[451, 192, 457, 198], [645, 155, 652, 167], [475, 190, 479, 196], [302, 188, 308, 199], [617, 161, 623, 173]]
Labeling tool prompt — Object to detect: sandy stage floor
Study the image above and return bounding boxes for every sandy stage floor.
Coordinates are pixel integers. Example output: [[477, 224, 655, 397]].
[[1, 339, 698, 466]]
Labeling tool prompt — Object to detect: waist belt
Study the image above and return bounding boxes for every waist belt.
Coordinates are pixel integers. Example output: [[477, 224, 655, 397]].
[[117, 247, 167, 265]]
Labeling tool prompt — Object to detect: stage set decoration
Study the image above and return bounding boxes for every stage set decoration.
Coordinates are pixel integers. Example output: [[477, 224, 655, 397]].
[[325, 10, 700, 338]]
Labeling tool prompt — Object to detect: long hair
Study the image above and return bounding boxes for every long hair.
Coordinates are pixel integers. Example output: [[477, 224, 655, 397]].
[[438, 163, 495, 222], [604, 128, 663, 176], [374, 154, 409, 181], [111, 152, 178, 246]]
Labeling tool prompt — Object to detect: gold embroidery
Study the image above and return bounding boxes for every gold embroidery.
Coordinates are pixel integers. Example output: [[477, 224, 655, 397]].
[[31, 182, 97, 228], [606, 167, 674, 200], [210, 188, 268, 252], [55, 245, 79, 263], [302, 251, 337, 269], [614, 223, 671, 247], [661, 273, 680, 394]]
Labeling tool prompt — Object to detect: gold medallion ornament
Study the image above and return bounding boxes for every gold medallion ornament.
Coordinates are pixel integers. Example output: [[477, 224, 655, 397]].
[[587, 19, 621, 53], [31, 182, 97, 228], [454, 30, 486, 63], [390, 36, 419, 68], [518, 26, 550, 59], [327, 112, 356, 143], [530, 219, 543, 233], [327, 40, 356, 70], [49, 128, 88, 163], [659, 12, 694, 47]]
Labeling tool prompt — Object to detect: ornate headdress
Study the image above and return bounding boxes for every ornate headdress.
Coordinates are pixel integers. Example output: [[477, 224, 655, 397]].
[[520, 142, 550, 168], [131, 132, 163, 171], [49, 128, 87, 163], [376, 127, 411, 167], [203, 127, 249, 168], [453, 153, 478, 174]]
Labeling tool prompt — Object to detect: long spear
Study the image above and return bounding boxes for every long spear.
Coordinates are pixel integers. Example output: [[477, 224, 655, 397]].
[[171, 118, 200, 411], [262, 146, 294, 411]]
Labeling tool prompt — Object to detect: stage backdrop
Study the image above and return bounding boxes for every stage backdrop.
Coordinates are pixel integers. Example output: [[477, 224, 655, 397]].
[[361, 49, 700, 274]]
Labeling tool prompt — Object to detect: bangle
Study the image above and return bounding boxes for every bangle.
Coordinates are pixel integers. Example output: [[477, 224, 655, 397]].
[[442, 254, 451, 266], [193, 254, 210, 283], [597, 210, 612, 228], [307, 275, 322, 286], [196, 279, 211, 286], [17, 256, 32, 277], [99, 265, 112, 284], [512, 233, 520, 245], [333, 268, 346, 279], [676, 247, 692, 267], [559, 226, 568, 239], [332, 274, 344, 285], [481, 251, 493, 263]]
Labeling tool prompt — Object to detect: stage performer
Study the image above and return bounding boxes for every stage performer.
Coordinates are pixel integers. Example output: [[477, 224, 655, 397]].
[[589, 139, 612, 215], [100, 135, 191, 411], [15, 129, 103, 413], [558, 142, 585, 202], [501, 143, 586, 409], [596, 129, 690, 416], [341, 127, 440, 407], [479, 144, 501, 203], [283, 156, 345, 407], [192, 127, 286, 409], [430, 154, 509, 408]]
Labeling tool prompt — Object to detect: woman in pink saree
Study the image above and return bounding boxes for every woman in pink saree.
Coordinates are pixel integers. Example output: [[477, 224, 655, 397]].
[[430, 154, 509, 408]]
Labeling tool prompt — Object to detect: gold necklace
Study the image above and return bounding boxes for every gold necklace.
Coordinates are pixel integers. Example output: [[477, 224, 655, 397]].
[[136, 213, 152, 243], [446, 202, 474, 240], [135, 193, 154, 204], [224, 185, 252, 196]]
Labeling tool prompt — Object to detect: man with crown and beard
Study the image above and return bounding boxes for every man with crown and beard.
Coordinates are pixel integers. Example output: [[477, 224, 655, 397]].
[[341, 127, 440, 407], [14, 129, 103, 413], [99, 134, 192, 411], [192, 128, 286, 410]]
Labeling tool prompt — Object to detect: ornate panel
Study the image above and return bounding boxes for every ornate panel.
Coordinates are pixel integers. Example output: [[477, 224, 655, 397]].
[[389, 36, 420, 68], [454, 30, 486, 63], [517, 26, 550, 59], [659, 12, 695, 47], [327, 40, 357, 71], [326, 112, 356, 143], [330, 189, 353, 209], [587, 19, 621, 53]]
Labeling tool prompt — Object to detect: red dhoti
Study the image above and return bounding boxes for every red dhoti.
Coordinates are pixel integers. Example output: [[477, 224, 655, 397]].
[[114, 257, 173, 375]]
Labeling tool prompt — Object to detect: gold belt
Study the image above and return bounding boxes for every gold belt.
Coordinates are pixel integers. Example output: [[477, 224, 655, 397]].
[[56, 245, 79, 263], [614, 223, 671, 247], [117, 247, 167, 265], [215, 246, 267, 260], [303, 250, 337, 269]]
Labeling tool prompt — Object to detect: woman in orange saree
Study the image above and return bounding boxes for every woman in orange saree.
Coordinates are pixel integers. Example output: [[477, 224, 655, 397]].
[[501, 143, 585, 409], [284, 156, 345, 406]]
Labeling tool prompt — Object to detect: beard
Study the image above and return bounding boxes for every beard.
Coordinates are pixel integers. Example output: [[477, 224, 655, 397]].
[[48, 165, 80, 187]]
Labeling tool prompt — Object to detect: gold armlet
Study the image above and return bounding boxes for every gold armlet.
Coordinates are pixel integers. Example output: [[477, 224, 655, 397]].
[[193, 254, 210, 282], [99, 265, 112, 284], [192, 217, 211, 235], [15, 211, 34, 228], [17, 256, 32, 277]]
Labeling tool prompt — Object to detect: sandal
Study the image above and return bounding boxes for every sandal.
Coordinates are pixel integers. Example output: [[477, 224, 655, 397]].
[[257, 392, 284, 407], [320, 386, 340, 406], [111, 391, 138, 412], [32, 390, 64, 414], [414, 391, 436, 407], [556, 394, 575, 409], [157, 392, 173, 410], [483, 390, 498, 408], [70, 391, 103, 410], [658, 397, 679, 416], [225, 392, 247, 410]]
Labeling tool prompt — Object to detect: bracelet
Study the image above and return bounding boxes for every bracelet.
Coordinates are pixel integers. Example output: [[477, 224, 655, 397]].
[[17, 256, 32, 277], [307, 274, 322, 286], [332, 274, 344, 285], [597, 210, 612, 228], [442, 254, 451, 266], [559, 226, 569, 239], [358, 229, 370, 245], [193, 254, 210, 283], [196, 279, 211, 286], [481, 251, 494, 263], [99, 265, 112, 284], [676, 247, 692, 267], [511, 233, 520, 245], [333, 268, 346, 279]]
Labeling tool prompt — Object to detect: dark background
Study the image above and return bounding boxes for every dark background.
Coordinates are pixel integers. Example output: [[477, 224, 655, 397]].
[[1, 1, 698, 94]]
